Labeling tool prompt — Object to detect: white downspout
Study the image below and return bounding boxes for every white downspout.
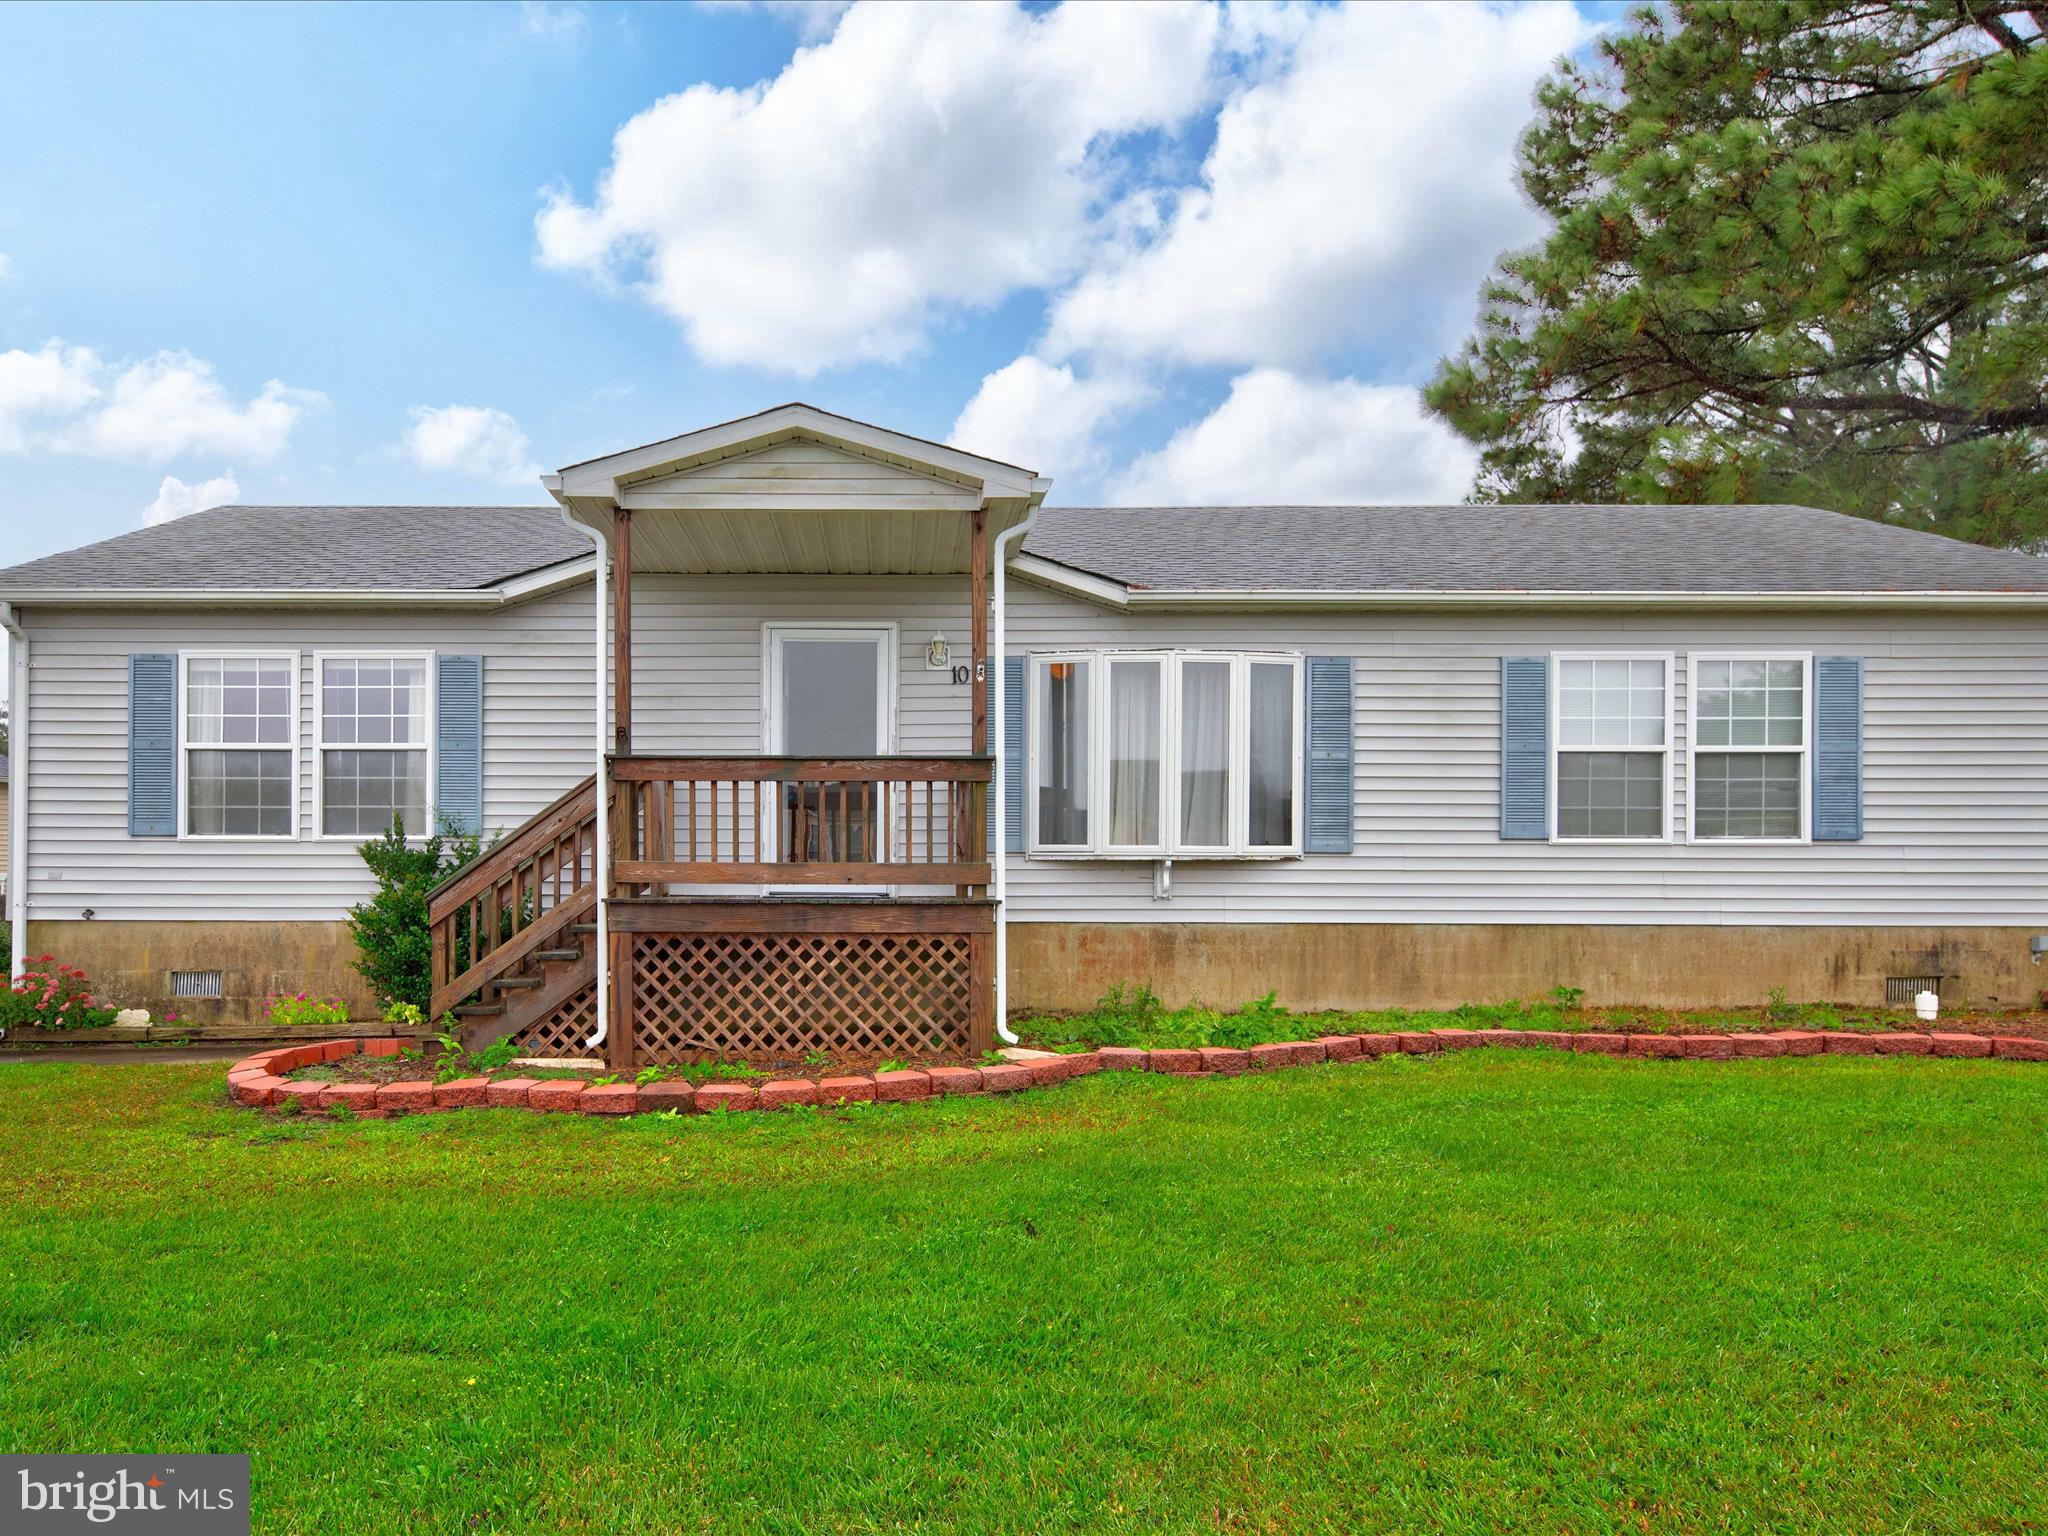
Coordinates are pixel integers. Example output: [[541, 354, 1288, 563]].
[[556, 508, 609, 1054], [991, 504, 1039, 1044], [0, 602, 25, 984]]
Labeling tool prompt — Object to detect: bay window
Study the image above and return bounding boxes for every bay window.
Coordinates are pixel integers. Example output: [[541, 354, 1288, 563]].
[[1029, 651, 1301, 857], [1553, 654, 1671, 840], [183, 654, 296, 838], [318, 654, 431, 837], [1690, 654, 1808, 842]]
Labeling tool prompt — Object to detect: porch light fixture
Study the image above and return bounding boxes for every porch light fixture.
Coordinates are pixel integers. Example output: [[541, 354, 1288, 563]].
[[926, 633, 950, 671]]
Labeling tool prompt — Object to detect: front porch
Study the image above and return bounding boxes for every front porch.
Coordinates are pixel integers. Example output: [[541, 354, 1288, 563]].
[[426, 405, 1046, 1066]]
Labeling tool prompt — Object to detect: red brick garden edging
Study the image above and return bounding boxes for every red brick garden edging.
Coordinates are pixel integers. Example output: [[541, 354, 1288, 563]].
[[225, 1026, 2048, 1118]]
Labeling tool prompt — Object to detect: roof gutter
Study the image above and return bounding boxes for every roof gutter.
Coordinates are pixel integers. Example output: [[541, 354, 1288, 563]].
[[0, 556, 596, 611], [990, 501, 1039, 1046], [1, 602, 26, 986], [544, 508, 610, 1058], [1008, 555, 2048, 612]]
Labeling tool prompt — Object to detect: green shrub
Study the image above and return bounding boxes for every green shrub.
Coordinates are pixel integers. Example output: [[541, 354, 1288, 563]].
[[347, 815, 484, 1016], [382, 999, 425, 1028], [267, 993, 350, 1029]]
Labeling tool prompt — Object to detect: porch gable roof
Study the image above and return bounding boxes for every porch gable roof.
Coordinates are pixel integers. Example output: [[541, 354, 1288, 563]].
[[545, 403, 1050, 576]]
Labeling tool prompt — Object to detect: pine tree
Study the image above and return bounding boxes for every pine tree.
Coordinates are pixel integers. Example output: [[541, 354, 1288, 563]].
[[1427, 2, 2048, 545]]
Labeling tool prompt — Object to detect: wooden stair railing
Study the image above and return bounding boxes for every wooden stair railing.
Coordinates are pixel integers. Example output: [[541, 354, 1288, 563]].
[[428, 774, 599, 1021]]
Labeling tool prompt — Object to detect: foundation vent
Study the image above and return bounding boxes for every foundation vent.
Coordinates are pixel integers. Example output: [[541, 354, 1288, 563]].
[[1884, 975, 1943, 1006], [170, 970, 223, 1000]]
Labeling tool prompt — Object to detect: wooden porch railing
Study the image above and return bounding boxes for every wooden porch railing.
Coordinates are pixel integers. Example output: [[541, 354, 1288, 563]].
[[611, 755, 992, 889], [428, 774, 600, 1018]]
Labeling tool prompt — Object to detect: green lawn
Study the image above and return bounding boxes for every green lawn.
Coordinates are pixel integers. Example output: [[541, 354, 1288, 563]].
[[3, 1054, 2047, 1534]]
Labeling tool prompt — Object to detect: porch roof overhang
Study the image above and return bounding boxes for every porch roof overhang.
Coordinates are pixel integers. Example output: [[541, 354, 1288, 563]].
[[543, 403, 1050, 576]]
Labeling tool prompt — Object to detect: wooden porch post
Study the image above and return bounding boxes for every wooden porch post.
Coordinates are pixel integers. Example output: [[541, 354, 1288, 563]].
[[612, 507, 633, 757], [609, 505, 636, 1064]]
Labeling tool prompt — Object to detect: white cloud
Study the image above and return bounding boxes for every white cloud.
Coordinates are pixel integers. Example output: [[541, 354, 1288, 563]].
[[402, 404, 542, 485], [1108, 369, 1476, 506], [948, 356, 1148, 482], [1047, 2, 1588, 371], [143, 470, 239, 527], [699, 1, 852, 42], [65, 353, 318, 462], [537, 0, 1221, 374], [520, 2, 588, 39], [0, 343, 315, 462], [0, 342, 102, 453], [0, 253, 13, 281]]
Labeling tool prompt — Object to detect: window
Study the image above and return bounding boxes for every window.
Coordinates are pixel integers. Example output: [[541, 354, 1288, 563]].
[[1029, 651, 1301, 857], [183, 654, 295, 837], [318, 655, 431, 837], [1553, 654, 1670, 840], [1690, 654, 1808, 842]]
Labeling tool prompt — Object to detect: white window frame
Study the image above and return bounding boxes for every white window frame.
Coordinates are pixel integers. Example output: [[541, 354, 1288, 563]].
[[1686, 651, 1812, 846], [312, 650, 437, 842], [1027, 649, 1304, 859], [1549, 650, 1675, 845], [1028, 650, 1097, 854], [176, 649, 301, 842], [1102, 651, 1172, 857]]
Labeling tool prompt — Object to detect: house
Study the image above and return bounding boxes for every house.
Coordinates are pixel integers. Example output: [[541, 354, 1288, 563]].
[[0, 752, 9, 904], [3, 403, 2047, 1060]]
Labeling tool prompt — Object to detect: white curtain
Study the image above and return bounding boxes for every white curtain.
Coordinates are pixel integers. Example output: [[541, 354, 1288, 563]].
[[1179, 660, 1229, 844], [1108, 660, 1161, 845]]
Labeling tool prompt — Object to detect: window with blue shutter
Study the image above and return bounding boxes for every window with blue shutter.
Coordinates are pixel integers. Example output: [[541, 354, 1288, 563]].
[[128, 653, 177, 837], [1500, 655, 1550, 839], [435, 654, 484, 836], [992, 655, 1026, 853], [1811, 655, 1863, 841], [1303, 655, 1354, 853]]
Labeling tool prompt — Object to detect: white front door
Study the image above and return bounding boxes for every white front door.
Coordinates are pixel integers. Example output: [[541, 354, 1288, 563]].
[[764, 624, 896, 883]]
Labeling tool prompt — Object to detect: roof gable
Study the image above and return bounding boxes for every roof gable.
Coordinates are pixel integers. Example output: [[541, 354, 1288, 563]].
[[549, 403, 1047, 507]]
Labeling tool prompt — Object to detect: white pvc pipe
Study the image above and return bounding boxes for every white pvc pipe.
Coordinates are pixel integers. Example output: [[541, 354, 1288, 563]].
[[990, 504, 1039, 1044], [0, 602, 25, 984], [556, 508, 610, 1055]]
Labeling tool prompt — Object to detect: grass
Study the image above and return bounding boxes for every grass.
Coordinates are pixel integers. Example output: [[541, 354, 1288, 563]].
[[3, 1054, 2048, 1533]]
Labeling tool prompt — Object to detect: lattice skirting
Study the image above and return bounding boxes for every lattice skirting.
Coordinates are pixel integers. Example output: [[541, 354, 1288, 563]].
[[630, 930, 982, 1062], [511, 984, 597, 1058]]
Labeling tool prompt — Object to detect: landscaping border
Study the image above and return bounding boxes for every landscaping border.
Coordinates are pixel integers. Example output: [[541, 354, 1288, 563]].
[[225, 1026, 2048, 1118]]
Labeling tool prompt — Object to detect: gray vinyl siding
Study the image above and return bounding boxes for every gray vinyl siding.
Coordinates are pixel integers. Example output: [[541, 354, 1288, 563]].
[[1000, 582, 2048, 927], [17, 572, 2048, 929], [625, 575, 973, 755], [18, 590, 594, 922]]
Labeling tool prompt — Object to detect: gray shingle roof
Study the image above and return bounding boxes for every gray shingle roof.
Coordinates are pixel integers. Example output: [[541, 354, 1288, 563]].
[[1025, 503, 2048, 593], [0, 499, 2042, 598], [0, 506, 587, 592]]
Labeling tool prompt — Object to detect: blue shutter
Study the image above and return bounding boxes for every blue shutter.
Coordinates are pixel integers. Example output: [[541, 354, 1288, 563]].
[[128, 653, 176, 837], [995, 655, 1026, 853], [1303, 655, 1354, 853], [436, 654, 484, 836], [1500, 655, 1550, 839], [1812, 655, 1863, 841]]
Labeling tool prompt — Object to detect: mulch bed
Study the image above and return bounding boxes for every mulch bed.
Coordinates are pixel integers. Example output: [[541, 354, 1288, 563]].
[[293, 1046, 981, 1088]]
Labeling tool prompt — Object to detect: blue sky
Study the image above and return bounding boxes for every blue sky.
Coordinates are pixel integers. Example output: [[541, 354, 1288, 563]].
[[0, 0, 1614, 577]]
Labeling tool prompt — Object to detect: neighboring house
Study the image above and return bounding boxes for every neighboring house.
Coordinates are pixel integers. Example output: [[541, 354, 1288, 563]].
[[3, 403, 2046, 1054]]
